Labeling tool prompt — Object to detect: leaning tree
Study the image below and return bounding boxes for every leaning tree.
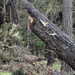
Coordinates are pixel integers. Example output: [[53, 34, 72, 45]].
[[20, 0, 75, 70]]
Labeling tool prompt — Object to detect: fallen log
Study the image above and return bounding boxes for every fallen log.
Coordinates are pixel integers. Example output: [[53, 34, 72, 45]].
[[21, 0, 75, 70]]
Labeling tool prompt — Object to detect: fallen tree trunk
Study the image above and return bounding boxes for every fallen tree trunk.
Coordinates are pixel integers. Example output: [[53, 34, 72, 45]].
[[21, 0, 75, 70]]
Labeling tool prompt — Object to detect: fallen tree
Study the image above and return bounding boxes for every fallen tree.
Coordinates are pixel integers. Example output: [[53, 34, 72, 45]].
[[20, 0, 75, 70]]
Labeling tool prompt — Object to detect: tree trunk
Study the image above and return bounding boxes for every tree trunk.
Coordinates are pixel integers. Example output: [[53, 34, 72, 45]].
[[5, 0, 12, 23], [6, 0, 21, 57], [0, 0, 4, 25], [10, 0, 18, 24], [21, 0, 75, 70], [5, 0, 18, 24], [61, 0, 73, 75]]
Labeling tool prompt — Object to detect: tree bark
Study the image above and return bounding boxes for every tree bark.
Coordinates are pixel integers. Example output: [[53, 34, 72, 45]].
[[10, 0, 18, 24], [5, 0, 18, 24], [0, 0, 4, 25], [61, 0, 73, 75], [5, 0, 12, 23], [20, 0, 75, 70]]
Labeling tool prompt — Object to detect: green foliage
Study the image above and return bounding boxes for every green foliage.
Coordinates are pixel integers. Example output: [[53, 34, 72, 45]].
[[29, 32, 45, 55], [36, 41, 44, 47], [52, 63, 61, 71], [12, 68, 24, 75], [0, 72, 11, 75]]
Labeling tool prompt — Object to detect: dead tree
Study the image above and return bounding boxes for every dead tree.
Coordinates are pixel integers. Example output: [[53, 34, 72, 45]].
[[20, 0, 75, 70]]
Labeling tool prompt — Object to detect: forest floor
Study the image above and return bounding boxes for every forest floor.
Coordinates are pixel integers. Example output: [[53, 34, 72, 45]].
[[0, 61, 61, 75], [0, 72, 11, 75]]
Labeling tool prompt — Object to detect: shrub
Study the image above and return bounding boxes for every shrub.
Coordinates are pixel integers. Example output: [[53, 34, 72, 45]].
[[12, 68, 24, 75]]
